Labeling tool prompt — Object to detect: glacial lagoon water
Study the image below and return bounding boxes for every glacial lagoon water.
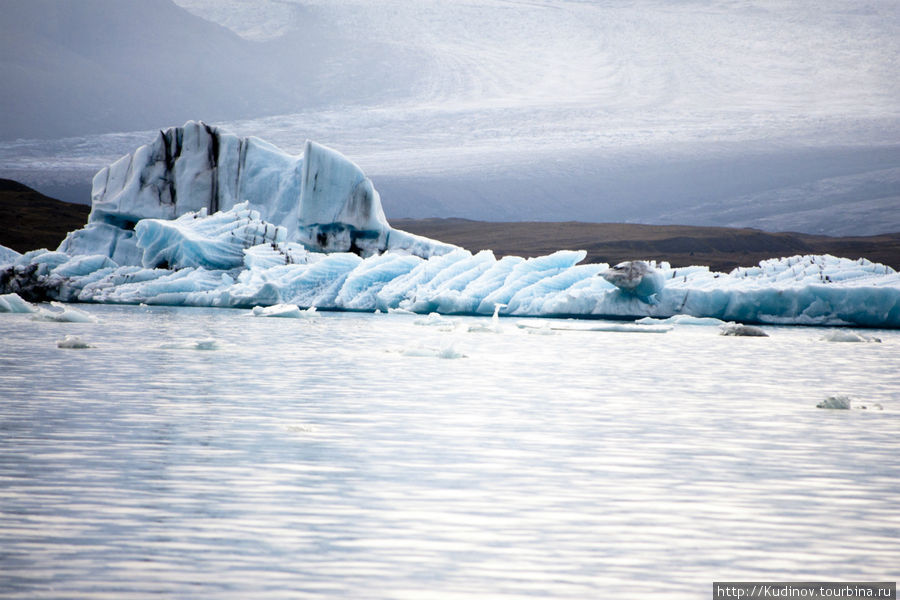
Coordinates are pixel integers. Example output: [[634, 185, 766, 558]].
[[1, 304, 898, 599]]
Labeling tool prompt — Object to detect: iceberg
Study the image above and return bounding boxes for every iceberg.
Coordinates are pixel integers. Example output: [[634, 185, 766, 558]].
[[57, 121, 455, 264], [2, 123, 900, 328]]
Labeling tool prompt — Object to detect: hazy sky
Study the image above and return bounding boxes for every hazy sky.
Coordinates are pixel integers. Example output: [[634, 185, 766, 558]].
[[1, 0, 898, 233]]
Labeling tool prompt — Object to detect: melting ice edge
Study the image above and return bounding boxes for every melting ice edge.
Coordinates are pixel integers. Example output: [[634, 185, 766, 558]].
[[2, 121, 898, 328]]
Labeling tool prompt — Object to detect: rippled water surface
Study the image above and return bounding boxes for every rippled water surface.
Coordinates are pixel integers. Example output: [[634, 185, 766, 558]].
[[1, 305, 898, 599]]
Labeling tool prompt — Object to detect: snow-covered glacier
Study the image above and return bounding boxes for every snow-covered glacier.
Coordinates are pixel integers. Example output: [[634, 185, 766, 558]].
[[2, 122, 899, 328]]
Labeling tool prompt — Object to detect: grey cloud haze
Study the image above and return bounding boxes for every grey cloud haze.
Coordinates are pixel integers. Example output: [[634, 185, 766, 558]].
[[1, 0, 898, 234]]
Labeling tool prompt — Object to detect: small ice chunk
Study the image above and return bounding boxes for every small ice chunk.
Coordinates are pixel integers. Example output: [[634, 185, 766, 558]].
[[719, 323, 768, 337], [251, 304, 319, 318], [817, 396, 853, 409], [517, 320, 670, 333], [57, 335, 93, 349], [857, 402, 884, 410], [822, 330, 881, 343], [193, 339, 220, 350]]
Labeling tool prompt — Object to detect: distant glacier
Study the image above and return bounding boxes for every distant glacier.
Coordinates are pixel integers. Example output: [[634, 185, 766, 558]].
[[2, 122, 899, 328]]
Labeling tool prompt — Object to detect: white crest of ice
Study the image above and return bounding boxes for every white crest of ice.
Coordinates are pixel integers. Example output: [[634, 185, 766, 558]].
[[0, 244, 21, 266], [135, 202, 286, 270]]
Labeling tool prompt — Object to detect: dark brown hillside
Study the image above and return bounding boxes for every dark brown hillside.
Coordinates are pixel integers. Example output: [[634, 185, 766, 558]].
[[393, 218, 900, 272], [0, 179, 90, 252]]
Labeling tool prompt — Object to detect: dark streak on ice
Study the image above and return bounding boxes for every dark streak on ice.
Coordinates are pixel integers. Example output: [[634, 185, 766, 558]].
[[204, 122, 220, 215]]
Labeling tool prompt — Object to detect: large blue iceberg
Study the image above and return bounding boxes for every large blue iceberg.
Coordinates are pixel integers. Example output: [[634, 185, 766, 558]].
[[2, 121, 899, 328]]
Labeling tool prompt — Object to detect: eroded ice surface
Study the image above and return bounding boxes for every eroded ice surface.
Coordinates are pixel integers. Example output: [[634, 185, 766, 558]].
[[4, 222, 899, 327]]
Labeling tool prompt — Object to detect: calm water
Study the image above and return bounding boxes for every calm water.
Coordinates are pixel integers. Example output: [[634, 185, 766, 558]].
[[1, 304, 898, 599]]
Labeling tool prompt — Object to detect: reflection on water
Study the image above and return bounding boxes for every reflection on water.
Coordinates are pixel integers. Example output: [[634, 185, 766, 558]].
[[1, 305, 898, 599]]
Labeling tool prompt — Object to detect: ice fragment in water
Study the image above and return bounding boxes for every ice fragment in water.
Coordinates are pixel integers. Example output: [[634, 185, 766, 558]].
[[31, 302, 98, 323], [57, 335, 93, 349], [822, 330, 881, 343], [719, 323, 768, 337], [817, 396, 853, 409]]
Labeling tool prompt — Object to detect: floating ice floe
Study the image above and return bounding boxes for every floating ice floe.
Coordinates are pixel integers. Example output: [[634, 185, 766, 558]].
[[251, 304, 319, 318], [159, 338, 223, 351], [31, 302, 98, 323], [57, 335, 93, 349], [2, 122, 900, 328], [719, 323, 769, 337], [821, 330, 882, 343]]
